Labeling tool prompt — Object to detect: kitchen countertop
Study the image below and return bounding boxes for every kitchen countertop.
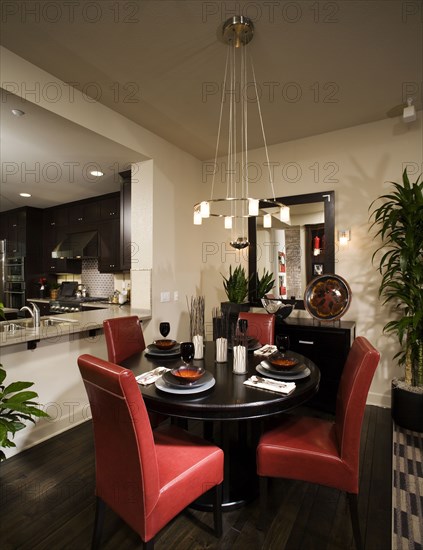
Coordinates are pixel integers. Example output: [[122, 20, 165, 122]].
[[0, 302, 151, 348]]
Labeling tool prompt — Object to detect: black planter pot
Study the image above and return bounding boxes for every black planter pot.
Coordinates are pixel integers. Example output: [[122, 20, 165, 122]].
[[391, 380, 423, 433], [219, 302, 250, 341]]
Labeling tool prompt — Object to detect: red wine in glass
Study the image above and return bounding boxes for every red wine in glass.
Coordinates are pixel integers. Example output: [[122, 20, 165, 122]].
[[159, 322, 170, 338], [180, 342, 194, 365]]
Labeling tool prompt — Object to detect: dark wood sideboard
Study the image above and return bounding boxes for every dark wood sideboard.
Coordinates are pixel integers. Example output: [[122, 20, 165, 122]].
[[275, 317, 356, 414]]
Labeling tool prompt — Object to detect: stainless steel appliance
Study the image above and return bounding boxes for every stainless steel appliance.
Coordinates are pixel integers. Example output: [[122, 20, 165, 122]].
[[1, 246, 26, 309], [49, 282, 107, 313]]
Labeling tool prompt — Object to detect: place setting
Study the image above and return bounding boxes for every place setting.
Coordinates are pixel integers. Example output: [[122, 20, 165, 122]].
[[245, 335, 309, 395], [140, 335, 215, 395], [144, 322, 181, 358]]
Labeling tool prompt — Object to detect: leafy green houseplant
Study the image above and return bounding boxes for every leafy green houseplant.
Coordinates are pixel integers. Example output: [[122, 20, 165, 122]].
[[221, 265, 250, 304], [0, 304, 49, 460], [370, 170, 423, 430]]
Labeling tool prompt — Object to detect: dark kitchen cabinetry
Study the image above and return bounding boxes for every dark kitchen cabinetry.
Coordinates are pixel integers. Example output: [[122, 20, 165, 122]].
[[42, 218, 81, 274], [276, 317, 356, 414], [0, 207, 44, 302], [1, 209, 26, 256], [100, 195, 120, 219], [120, 170, 131, 271], [68, 201, 100, 225], [98, 219, 120, 272]]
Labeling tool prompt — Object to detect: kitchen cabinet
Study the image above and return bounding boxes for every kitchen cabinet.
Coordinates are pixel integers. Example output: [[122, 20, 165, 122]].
[[100, 195, 120, 219], [276, 317, 356, 414], [68, 201, 100, 225], [1, 209, 26, 256], [120, 171, 131, 271], [98, 219, 120, 272]]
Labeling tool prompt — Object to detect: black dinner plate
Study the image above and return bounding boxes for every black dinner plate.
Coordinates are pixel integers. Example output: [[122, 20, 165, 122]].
[[162, 370, 213, 389], [256, 364, 311, 380], [145, 344, 181, 358]]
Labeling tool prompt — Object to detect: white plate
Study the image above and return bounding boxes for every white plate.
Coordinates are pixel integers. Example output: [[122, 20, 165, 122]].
[[155, 375, 215, 394], [256, 364, 311, 380]]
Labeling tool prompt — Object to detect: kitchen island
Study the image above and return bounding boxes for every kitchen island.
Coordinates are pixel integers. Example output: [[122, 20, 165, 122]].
[[0, 303, 151, 459]]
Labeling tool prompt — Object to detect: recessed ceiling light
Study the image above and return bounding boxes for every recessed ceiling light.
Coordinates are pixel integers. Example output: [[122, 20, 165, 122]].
[[19, 192, 31, 197], [11, 109, 25, 117], [90, 170, 104, 177]]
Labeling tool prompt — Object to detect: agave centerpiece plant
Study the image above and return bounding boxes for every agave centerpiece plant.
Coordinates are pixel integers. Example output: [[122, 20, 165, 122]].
[[221, 265, 250, 304], [369, 169, 423, 430], [255, 269, 275, 300]]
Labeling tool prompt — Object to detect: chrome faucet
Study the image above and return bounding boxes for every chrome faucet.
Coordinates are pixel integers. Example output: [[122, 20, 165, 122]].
[[20, 301, 41, 328]]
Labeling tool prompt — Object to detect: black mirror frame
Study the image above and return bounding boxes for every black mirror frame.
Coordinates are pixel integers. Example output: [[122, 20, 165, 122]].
[[248, 190, 335, 309]]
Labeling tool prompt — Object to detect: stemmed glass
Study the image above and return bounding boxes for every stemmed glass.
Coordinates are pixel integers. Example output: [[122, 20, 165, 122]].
[[276, 335, 290, 355], [159, 322, 170, 338], [180, 342, 195, 366]]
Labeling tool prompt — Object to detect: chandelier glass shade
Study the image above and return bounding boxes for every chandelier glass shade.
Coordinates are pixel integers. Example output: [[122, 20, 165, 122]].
[[193, 15, 289, 249]]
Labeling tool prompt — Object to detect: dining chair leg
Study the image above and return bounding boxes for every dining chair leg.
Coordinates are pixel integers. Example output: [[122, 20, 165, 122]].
[[213, 483, 223, 537], [91, 496, 106, 550], [143, 538, 154, 550], [347, 492, 363, 550], [257, 476, 268, 531]]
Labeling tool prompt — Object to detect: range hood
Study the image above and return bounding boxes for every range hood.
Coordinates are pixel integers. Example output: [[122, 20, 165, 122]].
[[52, 231, 98, 259]]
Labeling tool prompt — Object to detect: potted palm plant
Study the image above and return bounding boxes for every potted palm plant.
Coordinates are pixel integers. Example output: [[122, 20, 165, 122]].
[[370, 169, 423, 431], [0, 303, 49, 460]]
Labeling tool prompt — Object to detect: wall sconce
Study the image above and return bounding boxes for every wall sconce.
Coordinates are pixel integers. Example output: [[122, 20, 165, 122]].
[[338, 229, 351, 246]]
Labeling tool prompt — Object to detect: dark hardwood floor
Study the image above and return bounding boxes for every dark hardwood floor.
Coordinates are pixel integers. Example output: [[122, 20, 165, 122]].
[[0, 405, 392, 550]]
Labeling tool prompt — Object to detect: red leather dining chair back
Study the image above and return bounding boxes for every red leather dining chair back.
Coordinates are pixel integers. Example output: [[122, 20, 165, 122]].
[[78, 354, 223, 549], [238, 312, 275, 345], [334, 336, 381, 488], [103, 316, 146, 365], [256, 336, 380, 549], [79, 354, 160, 529]]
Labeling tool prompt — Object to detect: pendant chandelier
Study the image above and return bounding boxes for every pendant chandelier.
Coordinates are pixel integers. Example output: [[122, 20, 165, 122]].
[[193, 15, 290, 249]]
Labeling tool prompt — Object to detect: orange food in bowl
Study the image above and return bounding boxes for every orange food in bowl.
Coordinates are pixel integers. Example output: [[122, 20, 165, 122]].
[[268, 356, 298, 370], [154, 339, 177, 350], [170, 366, 205, 384]]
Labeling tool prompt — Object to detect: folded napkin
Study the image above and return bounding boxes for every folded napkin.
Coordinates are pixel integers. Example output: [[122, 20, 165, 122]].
[[136, 367, 170, 386], [254, 345, 277, 357], [244, 375, 296, 395]]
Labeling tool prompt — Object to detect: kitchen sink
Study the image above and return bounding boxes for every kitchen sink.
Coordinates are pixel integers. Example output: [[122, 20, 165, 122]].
[[0, 322, 26, 333], [1, 317, 80, 330]]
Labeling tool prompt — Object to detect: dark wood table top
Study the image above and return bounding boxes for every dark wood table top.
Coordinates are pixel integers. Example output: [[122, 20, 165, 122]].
[[122, 342, 320, 421]]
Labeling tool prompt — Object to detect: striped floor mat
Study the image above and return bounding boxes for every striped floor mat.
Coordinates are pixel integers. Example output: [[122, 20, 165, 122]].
[[393, 422, 423, 549]]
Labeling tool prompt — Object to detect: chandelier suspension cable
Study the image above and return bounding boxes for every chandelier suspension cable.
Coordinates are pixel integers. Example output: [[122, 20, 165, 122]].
[[251, 62, 277, 201], [210, 49, 230, 203]]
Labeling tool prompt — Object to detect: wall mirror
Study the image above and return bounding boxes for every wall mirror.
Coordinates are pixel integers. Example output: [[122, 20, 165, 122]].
[[248, 191, 335, 309]]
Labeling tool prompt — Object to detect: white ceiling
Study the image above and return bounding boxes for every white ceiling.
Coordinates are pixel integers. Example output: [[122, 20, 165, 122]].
[[0, 0, 422, 210]]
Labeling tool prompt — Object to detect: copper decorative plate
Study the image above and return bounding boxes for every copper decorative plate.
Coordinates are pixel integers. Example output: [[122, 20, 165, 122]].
[[304, 274, 352, 321]]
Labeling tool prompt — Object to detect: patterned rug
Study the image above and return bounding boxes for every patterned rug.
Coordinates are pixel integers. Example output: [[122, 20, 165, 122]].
[[393, 422, 423, 549]]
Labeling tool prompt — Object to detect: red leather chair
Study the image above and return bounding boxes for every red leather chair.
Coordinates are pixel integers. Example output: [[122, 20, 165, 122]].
[[103, 316, 166, 428], [238, 312, 275, 345], [103, 316, 146, 364], [78, 354, 224, 550], [256, 336, 380, 549]]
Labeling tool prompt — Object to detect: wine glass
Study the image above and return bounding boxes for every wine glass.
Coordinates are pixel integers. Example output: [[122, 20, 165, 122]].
[[159, 322, 170, 338], [276, 335, 290, 355], [180, 342, 195, 365]]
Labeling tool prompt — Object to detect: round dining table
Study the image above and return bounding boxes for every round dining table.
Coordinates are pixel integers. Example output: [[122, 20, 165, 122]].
[[122, 341, 320, 509]]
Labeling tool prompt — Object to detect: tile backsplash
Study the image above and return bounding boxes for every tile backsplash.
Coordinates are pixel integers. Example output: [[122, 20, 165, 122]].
[[81, 259, 114, 298]]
